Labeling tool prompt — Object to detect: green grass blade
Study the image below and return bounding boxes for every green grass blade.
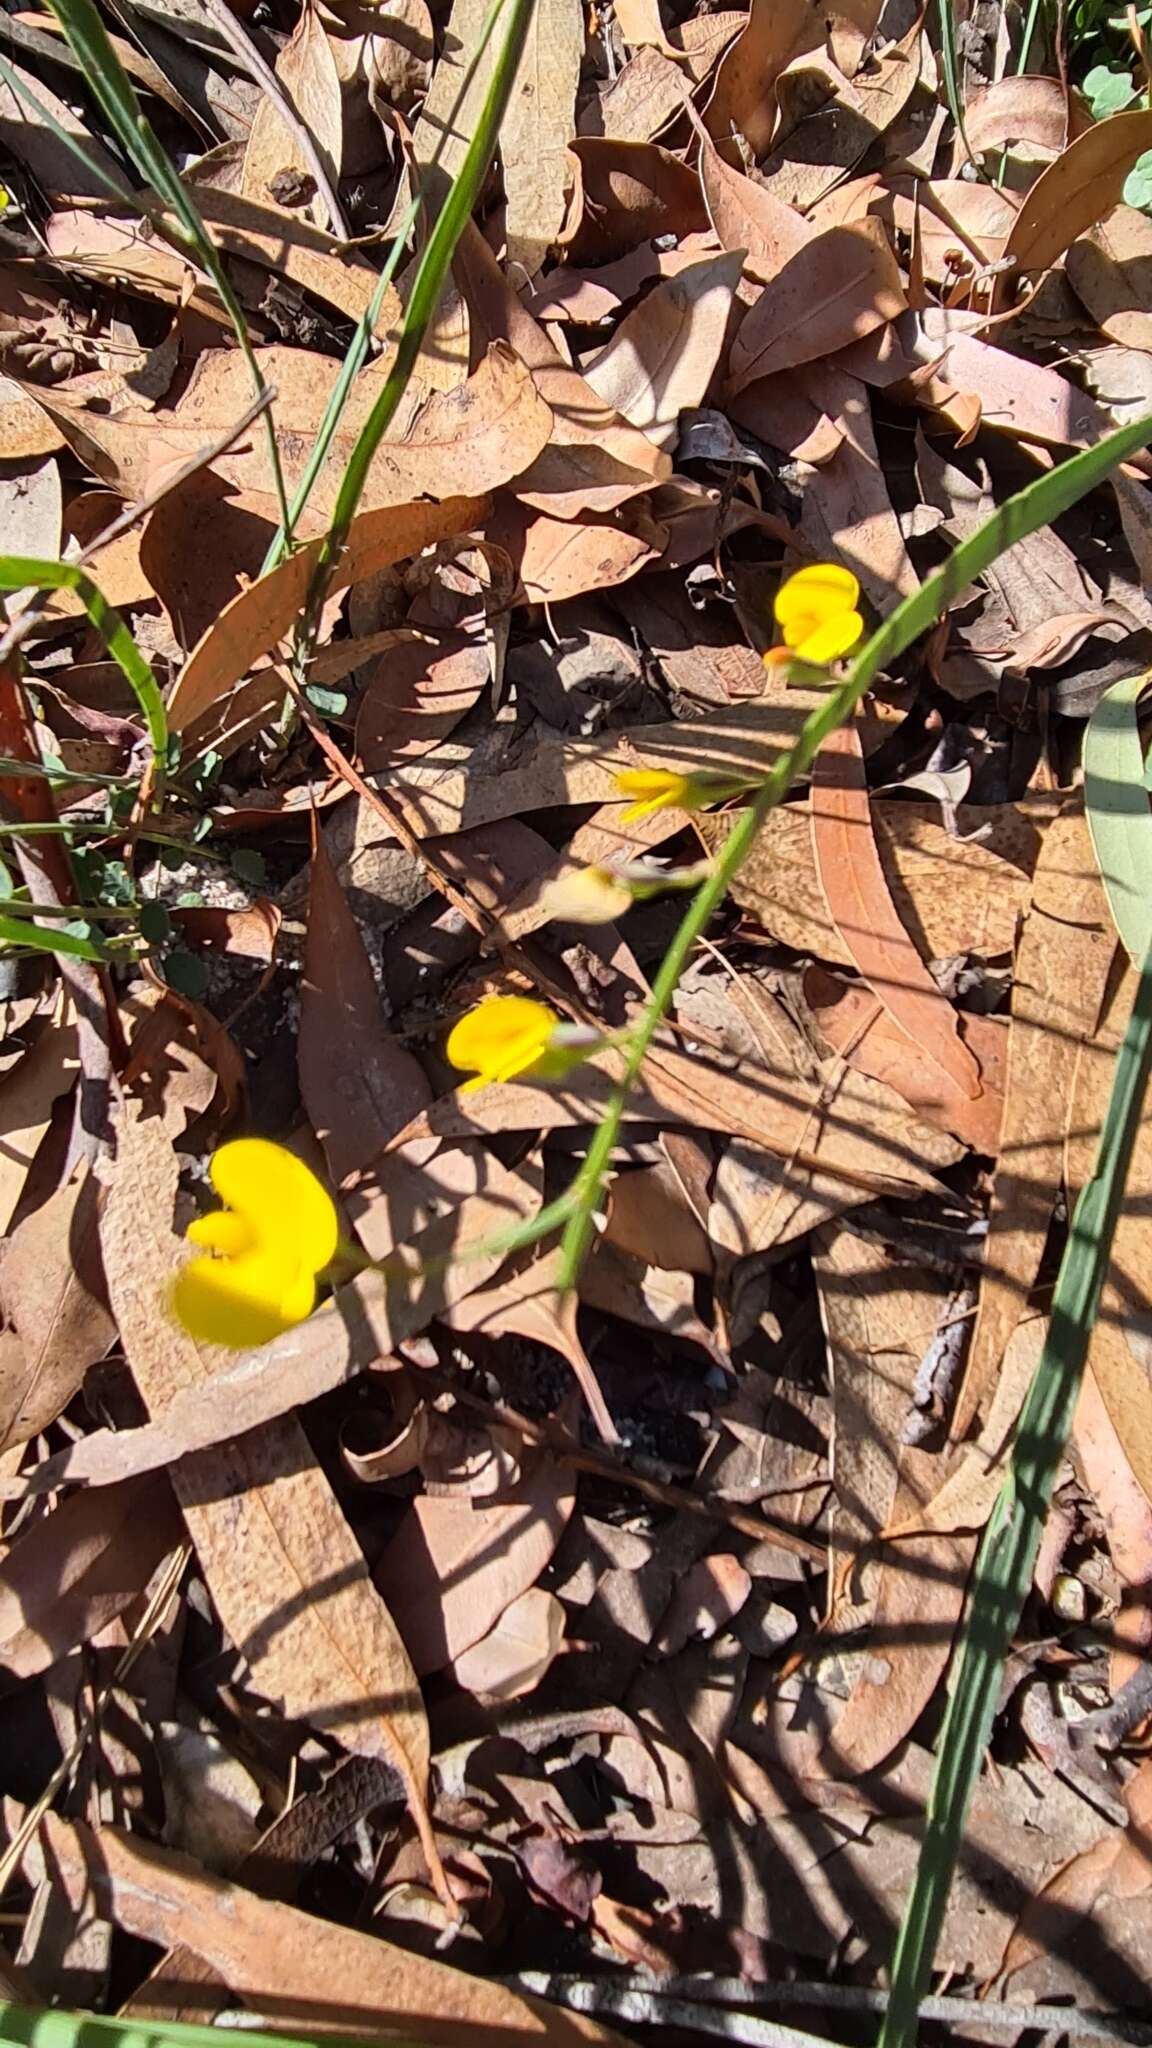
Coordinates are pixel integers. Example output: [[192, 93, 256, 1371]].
[[261, 0, 514, 573], [46, 0, 290, 536], [0, 558, 166, 792], [0, 2007, 424, 2048], [1085, 669, 1152, 965], [557, 410, 1152, 1287], [300, 0, 537, 647], [260, 205, 420, 577], [0, 913, 110, 961], [939, 0, 979, 173], [878, 933, 1152, 2048]]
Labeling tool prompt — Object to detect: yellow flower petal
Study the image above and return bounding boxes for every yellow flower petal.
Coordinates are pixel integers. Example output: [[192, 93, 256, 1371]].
[[209, 1138, 338, 1269], [792, 610, 864, 663], [446, 995, 560, 1089], [186, 1210, 254, 1256], [172, 1248, 317, 1350], [540, 865, 635, 925], [613, 768, 692, 822], [774, 562, 860, 631]]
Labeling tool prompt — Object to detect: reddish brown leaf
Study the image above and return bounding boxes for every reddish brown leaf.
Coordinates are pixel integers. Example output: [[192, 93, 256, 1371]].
[[810, 719, 984, 1104], [805, 967, 1006, 1155], [355, 630, 489, 775], [703, 0, 828, 156], [300, 820, 431, 1195]]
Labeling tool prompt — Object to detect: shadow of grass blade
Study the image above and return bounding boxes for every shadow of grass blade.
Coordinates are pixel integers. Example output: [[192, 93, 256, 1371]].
[[0, 558, 166, 796], [877, 941, 1152, 2048], [46, 0, 290, 534], [1086, 668, 1152, 965], [557, 411, 1152, 1289]]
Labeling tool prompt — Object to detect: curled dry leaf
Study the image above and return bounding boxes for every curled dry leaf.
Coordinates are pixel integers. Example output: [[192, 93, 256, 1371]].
[[694, 112, 811, 282], [703, 0, 828, 157], [454, 220, 671, 514], [581, 252, 743, 452], [166, 493, 490, 738], [355, 630, 490, 775], [0, 1164, 114, 1452], [958, 73, 1075, 162], [998, 108, 1152, 308], [564, 138, 709, 264], [240, 0, 343, 216]]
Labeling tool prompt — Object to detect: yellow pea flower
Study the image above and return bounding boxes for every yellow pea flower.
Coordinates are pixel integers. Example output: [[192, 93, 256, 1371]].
[[540, 865, 635, 925], [768, 562, 864, 667], [447, 994, 607, 1090], [171, 1138, 339, 1350], [613, 768, 696, 822], [446, 994, 566, 1092], [613, 767, 752, 823]]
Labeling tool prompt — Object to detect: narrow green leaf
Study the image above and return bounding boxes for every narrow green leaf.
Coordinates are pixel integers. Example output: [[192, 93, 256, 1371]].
[[0, 913, 110, 961], [0, 556, 167, 794], [879, 932, 1152, 2048], [1085, 669, 1152, 965], [0, 2004, 424, 2048], [46, 0, 290, 533], [301, 0, 537, 647]]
